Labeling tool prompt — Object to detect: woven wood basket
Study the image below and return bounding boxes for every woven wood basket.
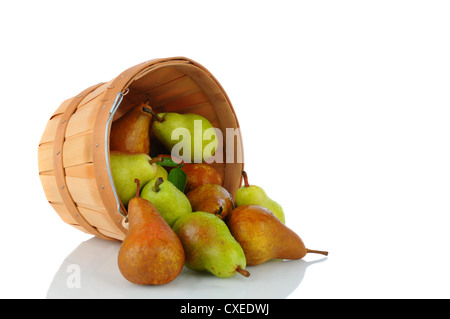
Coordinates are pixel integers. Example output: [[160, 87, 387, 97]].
[[38, 57, 244, 241]]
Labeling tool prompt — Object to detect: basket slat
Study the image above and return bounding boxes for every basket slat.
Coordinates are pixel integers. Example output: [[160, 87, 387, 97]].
[[147, 75, 201, 106], [40, 115, 62, 145], [40, 174, 63, 202], [65, 176, 105, 208], [50, 202, 77, 224], [52, 98, 73, 117], [163, 91, 210, 111], [129, 66, 186, 92], [66, 99, 104, 138], [77, 79, 113, 109], [38, 142, 55, 173], [65, 163, 95, 179], [77, 206, 122, 235], [62, 131, 94, 168]]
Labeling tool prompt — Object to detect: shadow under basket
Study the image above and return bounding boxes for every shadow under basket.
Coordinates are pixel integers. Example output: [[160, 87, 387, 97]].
[[38, 57, 244, 241]]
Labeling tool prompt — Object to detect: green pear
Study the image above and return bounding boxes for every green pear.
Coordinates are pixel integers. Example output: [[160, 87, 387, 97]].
[[172, 212, 250, 278], [110, 152, 158, 206], [141, 177, 192, 227], [154, 165, 168, 181], [235, 171, 286, 223], [150, 112, 218, 163]]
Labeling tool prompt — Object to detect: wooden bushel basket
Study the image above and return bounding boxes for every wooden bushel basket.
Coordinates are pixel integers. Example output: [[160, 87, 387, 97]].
[[38, 57, 244, 241]]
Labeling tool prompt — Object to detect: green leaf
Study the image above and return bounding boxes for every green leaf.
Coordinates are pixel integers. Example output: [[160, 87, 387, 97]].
[[156, 157, 183, 168], [168, 167, 187, 193]]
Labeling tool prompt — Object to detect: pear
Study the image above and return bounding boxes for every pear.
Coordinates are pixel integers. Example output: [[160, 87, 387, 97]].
[[148, 111, 218, 163], [109, 152, 160, 206], [186, 184, 233, 220], [110, 100, 153, 154], [227, 205, 328, 266], [117, 179, 185, 285], [235, 171, 285, 223], [173, 212, 250, 278], [181, 162, 223, 193], [141, 177, 192, 227], [154, 163, 168, 181]]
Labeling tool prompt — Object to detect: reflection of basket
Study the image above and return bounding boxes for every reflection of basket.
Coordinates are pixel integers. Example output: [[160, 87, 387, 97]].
[[38, 57, 244, 241]]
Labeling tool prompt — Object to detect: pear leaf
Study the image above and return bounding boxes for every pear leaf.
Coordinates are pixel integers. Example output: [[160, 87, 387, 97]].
[[156, 157, 182, 167], [168, 167, 187, 193]]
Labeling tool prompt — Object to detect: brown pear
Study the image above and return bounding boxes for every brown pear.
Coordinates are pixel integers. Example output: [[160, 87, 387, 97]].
[[110, 100, 153, 154], [117, 179, 185, 285], [186, 184, 234, 220], [227, 205, 328, 266], [181, 163, 223, 193]]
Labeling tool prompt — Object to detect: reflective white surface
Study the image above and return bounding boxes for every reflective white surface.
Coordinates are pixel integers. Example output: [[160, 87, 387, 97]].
[[46, 237, 327, 299], [3, 0, 450, 299]]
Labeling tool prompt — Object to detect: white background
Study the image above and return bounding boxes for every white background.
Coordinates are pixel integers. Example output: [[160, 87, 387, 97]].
[[1, 0, 450, 299]]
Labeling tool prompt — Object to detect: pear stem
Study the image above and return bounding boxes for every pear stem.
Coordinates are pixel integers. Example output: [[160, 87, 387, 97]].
[[242, 171, 250, 187], [134, 179, 141, 198], [142, 106, 164, 122], [236, 267, 250, 278], [149, 156, 163, 164], [215, 206, 223, 216], [153, 177, 164, 193], [306, 249, 329, 256]]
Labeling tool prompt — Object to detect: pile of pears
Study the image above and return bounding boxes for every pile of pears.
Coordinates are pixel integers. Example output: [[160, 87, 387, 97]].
[[109, 99, 328, 285]]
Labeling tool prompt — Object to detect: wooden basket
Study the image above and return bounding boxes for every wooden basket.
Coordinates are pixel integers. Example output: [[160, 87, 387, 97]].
[[38, 57, 244, 241]]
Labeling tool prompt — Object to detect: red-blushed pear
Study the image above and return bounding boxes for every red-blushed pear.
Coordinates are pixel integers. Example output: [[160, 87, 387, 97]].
[[227, 205, 328, 266], [110, 100, 153, 154], [186, 184, 233, 220], [181, 162, 223, 193], [117, 179, 185, 285]]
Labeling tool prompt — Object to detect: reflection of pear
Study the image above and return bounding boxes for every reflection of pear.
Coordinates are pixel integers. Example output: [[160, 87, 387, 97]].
[[110, 100, 153, 154], [228, 205, 328, 266], [47, 237, 327, 298], [118, 179, 185, 285]]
